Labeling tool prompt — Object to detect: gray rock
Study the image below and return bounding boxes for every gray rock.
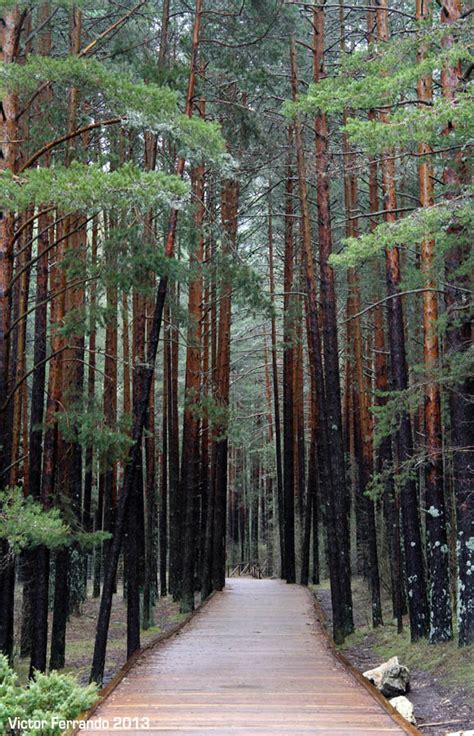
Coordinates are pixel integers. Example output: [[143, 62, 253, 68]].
[[389, 695, 416, 724], [363, 656, 410, 697]]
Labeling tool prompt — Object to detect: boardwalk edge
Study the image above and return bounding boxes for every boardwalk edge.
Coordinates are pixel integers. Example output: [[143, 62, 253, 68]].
[[67, 590, 217, 735], [306, 586, 423, 736]]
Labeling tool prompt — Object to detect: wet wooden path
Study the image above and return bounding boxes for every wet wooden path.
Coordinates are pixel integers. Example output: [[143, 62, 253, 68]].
[[85, 578, 413, 735]]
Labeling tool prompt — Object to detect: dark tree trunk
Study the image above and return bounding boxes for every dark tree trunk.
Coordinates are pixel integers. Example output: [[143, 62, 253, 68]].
[[416, 0, 453, 642], [180, 154, 205, 613], [376, 0, 430, 642], [440, 0, 473, 647], [90, 0, 202, 683], [0, 6, 21, 662], [313, 9, 353, 637], [290, 36, 350, 643], [49, 547, 70, 670], [168, 285, 181, 599], [159, 311, 169, 598]]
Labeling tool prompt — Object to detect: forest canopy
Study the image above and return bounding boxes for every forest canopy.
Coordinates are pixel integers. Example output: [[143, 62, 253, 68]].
[[0, 0, 472, 704]]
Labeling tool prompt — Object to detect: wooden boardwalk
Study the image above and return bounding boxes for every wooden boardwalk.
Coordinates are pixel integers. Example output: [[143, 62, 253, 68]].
[[84, 578, 413, 735]]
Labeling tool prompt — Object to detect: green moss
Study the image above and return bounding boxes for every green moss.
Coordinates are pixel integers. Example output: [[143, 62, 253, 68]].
[[372, 628, 474, 691], [318, 577, 474, 695]]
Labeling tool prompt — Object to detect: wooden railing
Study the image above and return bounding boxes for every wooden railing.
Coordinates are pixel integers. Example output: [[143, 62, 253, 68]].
[[227, 559, 270, 579]]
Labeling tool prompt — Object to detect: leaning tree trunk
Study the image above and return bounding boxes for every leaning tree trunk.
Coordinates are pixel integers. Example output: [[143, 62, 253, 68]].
[[90, 0, 203, 685]]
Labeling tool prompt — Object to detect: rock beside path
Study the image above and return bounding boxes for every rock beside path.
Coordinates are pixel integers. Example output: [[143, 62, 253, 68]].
[[363, 656, 410, 697], [389, 695, 416, 724]]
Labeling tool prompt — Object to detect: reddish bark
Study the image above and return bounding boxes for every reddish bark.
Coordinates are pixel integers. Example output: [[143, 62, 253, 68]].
[[211, 177, 239, 592], [181, 146, 205, 612]]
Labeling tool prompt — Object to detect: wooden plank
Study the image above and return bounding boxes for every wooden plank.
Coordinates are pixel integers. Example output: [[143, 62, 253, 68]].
[[82, 579, 418, 735]]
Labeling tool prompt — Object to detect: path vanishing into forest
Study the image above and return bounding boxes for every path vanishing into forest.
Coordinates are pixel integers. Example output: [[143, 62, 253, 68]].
[[82, 578, 417, 735]]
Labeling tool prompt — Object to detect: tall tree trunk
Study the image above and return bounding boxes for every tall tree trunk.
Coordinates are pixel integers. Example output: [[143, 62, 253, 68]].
[[28, 203, 52, 673], [267, 195, 284, 574], [376, 0, 429, 641], [312, 11, 354, 636], [211, 177, 238, 592], [0, 5, 20, 661], [290, 37, 350, 642], [90, 0, 203, 684], [281, 144, 295, 579], [417, 0, 452, 643], [168, 284, 181, 598], [126, 259, 147, 655], [181, 148, 205, 613], [440, 0, 473, 646], [159, 309, 169, 598], [143, 133, 159, 629], [340, 67, 382, 624], [50, 7, 85, 670], [201, 197, 217, 601]]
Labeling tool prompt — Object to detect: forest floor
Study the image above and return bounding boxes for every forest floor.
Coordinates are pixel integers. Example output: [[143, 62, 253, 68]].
[[313, 578, 474, 736], [13, 582, 186, 687]]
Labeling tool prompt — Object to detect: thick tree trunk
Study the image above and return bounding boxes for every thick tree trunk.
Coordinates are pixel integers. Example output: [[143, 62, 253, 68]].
[[376, 0, 429, 641], [290, 37, 351, 642], [440, 0, 473, 646], [312, 12, 354, 636], [416, 0, 452, 643], [340, 96, 382, 625]]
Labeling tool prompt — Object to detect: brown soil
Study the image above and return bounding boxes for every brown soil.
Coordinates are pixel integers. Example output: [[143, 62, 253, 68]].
[[13, 582, 186, 687], [313, 579, 474, 736]]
